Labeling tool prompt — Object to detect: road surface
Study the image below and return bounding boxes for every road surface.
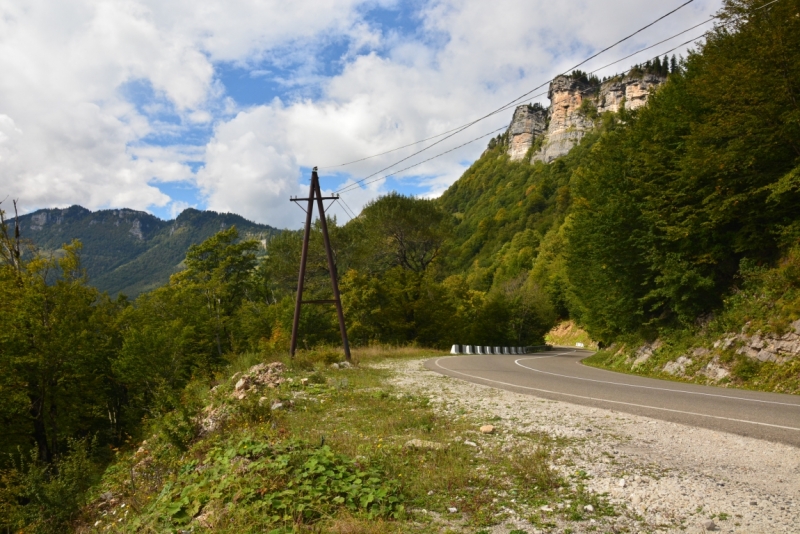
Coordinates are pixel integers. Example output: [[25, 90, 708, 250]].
[[425, 348, 800, 447]]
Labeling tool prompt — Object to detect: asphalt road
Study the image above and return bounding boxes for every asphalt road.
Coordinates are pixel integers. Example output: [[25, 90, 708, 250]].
[[425, 348, 800, 447]]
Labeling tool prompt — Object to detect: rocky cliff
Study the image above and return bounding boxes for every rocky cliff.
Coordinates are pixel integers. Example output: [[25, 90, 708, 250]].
[[507, 72, 666, 163], [506, 104, 547, 160]]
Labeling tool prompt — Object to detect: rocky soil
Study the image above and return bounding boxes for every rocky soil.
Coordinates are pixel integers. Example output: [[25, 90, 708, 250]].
[[381, 358, 800, 533]]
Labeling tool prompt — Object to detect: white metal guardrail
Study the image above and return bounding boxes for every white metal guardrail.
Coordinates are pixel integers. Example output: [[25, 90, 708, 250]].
[[449, 345, 551, 355]]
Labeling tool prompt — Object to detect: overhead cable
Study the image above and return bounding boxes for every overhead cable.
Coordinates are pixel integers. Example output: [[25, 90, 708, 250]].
[[322, 0, 697, 184], [334, 0, 786, 196], [336, 125, 509, 194], [337, 31, 730, 197]]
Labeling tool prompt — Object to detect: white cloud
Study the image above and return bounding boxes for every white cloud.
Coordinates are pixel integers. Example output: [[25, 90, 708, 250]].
[[0, 0, 723, 227], [0, 0, 378, 217]]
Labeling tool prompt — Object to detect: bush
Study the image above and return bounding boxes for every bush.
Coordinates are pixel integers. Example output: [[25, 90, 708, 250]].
[[0, 439, 98, 534]]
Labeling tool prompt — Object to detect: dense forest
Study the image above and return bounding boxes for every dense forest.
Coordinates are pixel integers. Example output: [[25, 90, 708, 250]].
[[1, 0, 799, 530]]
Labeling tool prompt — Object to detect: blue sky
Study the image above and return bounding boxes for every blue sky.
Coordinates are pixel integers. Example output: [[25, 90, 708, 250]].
[[1, 0, 722, 228]]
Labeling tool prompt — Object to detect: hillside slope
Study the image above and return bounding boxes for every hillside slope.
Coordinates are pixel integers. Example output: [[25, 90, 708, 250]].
[[15, 206, 279, 296]]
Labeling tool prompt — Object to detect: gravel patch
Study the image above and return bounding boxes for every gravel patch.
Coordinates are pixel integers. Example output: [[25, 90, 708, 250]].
[[380, 358, 800, 533]]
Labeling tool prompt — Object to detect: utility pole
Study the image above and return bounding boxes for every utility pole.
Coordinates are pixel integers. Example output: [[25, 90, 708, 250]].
[[289, 167, 351, 361]]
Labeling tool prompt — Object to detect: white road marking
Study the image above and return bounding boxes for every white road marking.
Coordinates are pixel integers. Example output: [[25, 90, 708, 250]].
[[513, 357, 800, 408], [433, 357, 800, 432]]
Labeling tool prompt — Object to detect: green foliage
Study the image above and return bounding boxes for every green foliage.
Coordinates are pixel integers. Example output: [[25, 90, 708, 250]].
[[562, 0, 800, 342], [128, 437, 403, 531], [0, 439, 98, 534], [0, 239, 122, 462]]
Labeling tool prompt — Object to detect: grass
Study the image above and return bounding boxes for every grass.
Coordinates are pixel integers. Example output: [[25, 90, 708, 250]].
[[77, 346, 616, 533], [583, 331, 800, 395], [579, 249, 800, 395]]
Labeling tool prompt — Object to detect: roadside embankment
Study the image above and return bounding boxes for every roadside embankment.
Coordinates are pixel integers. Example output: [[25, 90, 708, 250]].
[[389, 357, 800, 533]]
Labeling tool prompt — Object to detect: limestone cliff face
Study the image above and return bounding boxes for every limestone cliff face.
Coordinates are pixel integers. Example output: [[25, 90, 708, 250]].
[[506, 72, 666, 163], [507, 105, 547, 161], [597, 73, 665, 113], [532, 76, 597, 164]]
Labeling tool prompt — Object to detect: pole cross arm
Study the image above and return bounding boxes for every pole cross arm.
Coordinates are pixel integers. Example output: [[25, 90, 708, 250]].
[[291, 196, 340, 201]]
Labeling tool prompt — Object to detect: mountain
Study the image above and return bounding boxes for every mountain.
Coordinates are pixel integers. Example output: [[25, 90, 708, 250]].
[[439, 62, 671, 288], [14, 206, 280, 297]]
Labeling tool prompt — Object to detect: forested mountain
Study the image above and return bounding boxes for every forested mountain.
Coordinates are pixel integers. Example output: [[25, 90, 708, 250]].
[[13, 206, 279, 296]]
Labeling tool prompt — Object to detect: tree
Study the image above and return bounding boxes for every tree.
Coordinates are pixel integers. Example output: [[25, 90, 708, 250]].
[[355, 193, 452, 274], [0, 235, 120, 462]]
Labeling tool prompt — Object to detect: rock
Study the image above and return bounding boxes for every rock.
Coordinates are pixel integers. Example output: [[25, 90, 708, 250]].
[[479, 425, 495, 434], [270, 402, 284, 411], [703, 361, 730, 381], [258, 396, 269, 406], [617, 478, 626, 488], [506, 104, 547, 161], [338, 361, 352, 369], [231, 361, 285, 399], [532, 75, 597, 163], [330, 363, 340, 370], [300, 378, 309, 386], [194, 510, 214, 529], [756, 349, 777, 362], [404, 439, 446, 451], [447, 507, 458, 513], [100, 491, 113, 501], [521, 73, 665, 164], [631, 494, 641, 505], [663, 356, 693, 376], [584, 504, 594, 513], [632, 340, 662, 367], [540, 505, 553, 512], [463, 440, 478, 447], [701, 518, 717, 531], [791, 319, 800, 335]]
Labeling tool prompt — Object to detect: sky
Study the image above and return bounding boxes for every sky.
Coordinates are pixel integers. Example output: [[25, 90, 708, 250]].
[[0, 0, 723, 229]]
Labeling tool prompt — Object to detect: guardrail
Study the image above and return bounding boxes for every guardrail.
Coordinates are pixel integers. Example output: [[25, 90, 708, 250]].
[[449, 344, 552, 355]]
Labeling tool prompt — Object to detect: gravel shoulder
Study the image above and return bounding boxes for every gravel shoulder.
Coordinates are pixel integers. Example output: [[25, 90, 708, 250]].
[[381, 358, 800, 533]]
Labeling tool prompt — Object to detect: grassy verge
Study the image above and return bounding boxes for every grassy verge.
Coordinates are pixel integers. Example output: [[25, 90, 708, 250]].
[[78, 347, 615, 533], [583, 331, 800, 395]]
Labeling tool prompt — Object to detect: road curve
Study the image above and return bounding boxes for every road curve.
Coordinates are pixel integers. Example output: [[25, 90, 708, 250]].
[[424, 349, 800, 447]]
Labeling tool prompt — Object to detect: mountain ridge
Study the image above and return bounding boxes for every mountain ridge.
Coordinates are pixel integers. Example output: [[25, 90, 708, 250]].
[[14, 205, 280, 297]]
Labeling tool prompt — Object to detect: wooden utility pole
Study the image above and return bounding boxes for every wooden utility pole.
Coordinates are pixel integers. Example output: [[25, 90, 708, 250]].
[[289, 167, 351, 361]]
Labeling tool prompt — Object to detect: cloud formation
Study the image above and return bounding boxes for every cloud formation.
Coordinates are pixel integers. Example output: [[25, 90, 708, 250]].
[[0, 0, 722, 227]]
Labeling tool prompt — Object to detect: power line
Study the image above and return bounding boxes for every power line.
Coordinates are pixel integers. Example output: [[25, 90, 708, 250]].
[[323, 0, 697, 185], [336, 32, 721, 197], [337, 125, 507, 194], [318, 125, 469, 170], [334, 0, 786, 196], [589, 0, 781, 76], [338, 196, 358, 220], [323, 0, 781, 183]]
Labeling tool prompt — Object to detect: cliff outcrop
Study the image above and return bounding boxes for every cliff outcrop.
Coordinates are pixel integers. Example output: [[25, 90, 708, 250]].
[[507, 104, 547, 160], [507, 72, 666, 163]]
